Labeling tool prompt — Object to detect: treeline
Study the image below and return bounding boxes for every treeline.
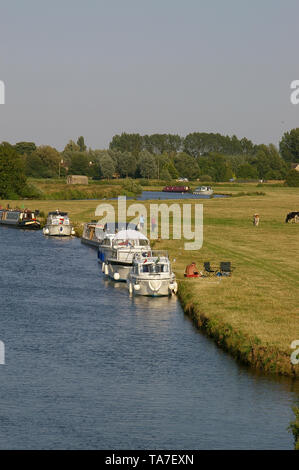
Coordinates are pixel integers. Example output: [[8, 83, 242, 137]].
[[1, 130, 299, 198], [12, 132, 297, 181]]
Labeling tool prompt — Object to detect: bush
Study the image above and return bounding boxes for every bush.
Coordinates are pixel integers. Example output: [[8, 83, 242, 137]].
[[121, 178, 142, 195], [198, 174, 212, 182], [285, 169, 299, 187]]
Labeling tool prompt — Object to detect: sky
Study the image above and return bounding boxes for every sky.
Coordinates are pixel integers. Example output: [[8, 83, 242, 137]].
[[0, 0, 299, 150]]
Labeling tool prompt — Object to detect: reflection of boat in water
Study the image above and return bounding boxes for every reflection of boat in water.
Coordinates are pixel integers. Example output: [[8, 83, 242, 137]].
[[193, 186, 214, 196], [97, 222, 138, 260], [43, 211, 75, 237], [127, 251, 177, 297], [102, 229, 151, 281], [0, 208, 41, 230]]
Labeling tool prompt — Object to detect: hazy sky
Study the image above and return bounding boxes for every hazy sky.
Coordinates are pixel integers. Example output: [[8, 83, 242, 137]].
[[0, 0, 299, 150]]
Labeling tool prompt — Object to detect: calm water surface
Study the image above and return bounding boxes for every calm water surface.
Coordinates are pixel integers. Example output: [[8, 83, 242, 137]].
[[0, 228, 298, 449]]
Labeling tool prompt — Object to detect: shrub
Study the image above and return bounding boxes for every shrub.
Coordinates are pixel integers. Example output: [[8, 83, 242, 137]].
[[285, 169, 299, 187]]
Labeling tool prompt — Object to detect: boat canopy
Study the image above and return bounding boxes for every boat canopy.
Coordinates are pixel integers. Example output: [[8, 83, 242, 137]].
[[113, 229, 148, 241]]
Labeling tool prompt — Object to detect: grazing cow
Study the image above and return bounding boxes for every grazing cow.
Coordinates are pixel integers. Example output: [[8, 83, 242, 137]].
[[285, 211, 299, 223]]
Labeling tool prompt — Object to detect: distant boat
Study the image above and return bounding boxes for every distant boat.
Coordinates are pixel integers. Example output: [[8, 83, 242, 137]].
[[43, 211, 75, 237], [0, 209, 41, 230], [162, 185, 190, 193], [193, 186, 214, 196]]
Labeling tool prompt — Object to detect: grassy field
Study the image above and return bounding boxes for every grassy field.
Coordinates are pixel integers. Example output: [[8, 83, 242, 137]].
[[26, 177, 142, 199], [1, 183, 299, 377]]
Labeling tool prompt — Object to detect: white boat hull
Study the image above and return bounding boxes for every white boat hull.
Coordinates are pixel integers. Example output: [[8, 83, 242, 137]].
[[43, 224, 74, 236], [127, 276, 177, 297], [193, 190, 213, 196], [105, 262, 131, 281]]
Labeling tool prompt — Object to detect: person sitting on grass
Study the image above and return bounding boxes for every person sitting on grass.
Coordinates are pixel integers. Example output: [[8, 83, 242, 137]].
[[185, 262, 199, 277]]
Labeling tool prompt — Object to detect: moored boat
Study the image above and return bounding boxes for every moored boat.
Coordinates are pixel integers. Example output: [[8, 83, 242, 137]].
[[0, 208, 41, 230], [127, 251, 177, 296], [102, 229, 151, 281], [97, 222, 139, 259], [193, 185, 214, 196], [81, 221, 101, 248], [162, 185, 190, 193], [43, 210, 75, 237]]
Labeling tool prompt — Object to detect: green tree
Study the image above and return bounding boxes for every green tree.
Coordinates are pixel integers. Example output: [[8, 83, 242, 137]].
[[110, 133, 143, 157], [236, 162, 258, 179], [116, 151, 137, 178], [77, 136, 87, 152], [69, 152, 90, 175], [198, 153, 233, 181], [138, 151, 157, 179], [254, 144, 288, 179], [99, 154, 116, 179], [14, 142, 36, 156], [173, 153, 199, 180], [160, 168, 171, 181], [26, 146, 61, 178], [279, 128, 299, 163], [63, 140, 80, 153], [0, 143, 27, 198]]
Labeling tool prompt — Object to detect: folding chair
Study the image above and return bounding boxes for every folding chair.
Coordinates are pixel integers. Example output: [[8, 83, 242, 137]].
[[203, 262, 216, 276], [219, 261, 234, 276]]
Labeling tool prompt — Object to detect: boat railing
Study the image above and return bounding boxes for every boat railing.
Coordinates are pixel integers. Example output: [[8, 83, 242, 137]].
[[133, 250, 169, 261]]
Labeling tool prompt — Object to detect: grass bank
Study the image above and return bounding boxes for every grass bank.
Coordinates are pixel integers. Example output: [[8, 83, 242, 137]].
[[289, 406, 299, 450], [26, 178, 142, 200], [1, 184, 299, 378]]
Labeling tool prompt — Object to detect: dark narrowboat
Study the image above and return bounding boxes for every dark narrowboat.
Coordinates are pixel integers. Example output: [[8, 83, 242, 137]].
[[0, 209, 41, 230]]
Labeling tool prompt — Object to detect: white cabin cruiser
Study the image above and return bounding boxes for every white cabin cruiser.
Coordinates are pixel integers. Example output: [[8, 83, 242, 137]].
[[43, 211, 75, 237], [103, 229, 151, 281], [97, 222, 138, 261], [193, 185, 214, 196], [127, 251, 178, 297]]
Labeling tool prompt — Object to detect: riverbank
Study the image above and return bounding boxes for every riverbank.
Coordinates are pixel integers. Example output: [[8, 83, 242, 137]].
[[290, 407, 299, 449], [1, 184, 299, 379]]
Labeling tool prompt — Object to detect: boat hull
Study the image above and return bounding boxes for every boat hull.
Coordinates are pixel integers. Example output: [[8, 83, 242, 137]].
[[127, 277, 176, 296], [193, 190, 213, 196], [81, 237, 101, 248], [105, 261, 132, 281], [43, 224, 73, 236], [0, 220, 41, 230]]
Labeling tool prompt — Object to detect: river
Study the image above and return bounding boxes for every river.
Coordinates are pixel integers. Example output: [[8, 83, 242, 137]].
[[0, 228, 298, 449]]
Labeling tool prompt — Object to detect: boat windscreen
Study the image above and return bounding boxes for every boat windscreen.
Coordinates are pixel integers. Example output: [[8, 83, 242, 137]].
[[104, 222, 137, 233]]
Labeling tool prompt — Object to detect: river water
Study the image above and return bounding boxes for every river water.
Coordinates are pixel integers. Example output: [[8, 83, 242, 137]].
[[0, 228, 298, 450]]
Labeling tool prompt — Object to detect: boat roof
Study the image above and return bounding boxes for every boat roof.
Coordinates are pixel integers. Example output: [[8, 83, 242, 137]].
[[48, 211, 68, 216], [103, 222, 137, 233], [113, 229, 148, 241]]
